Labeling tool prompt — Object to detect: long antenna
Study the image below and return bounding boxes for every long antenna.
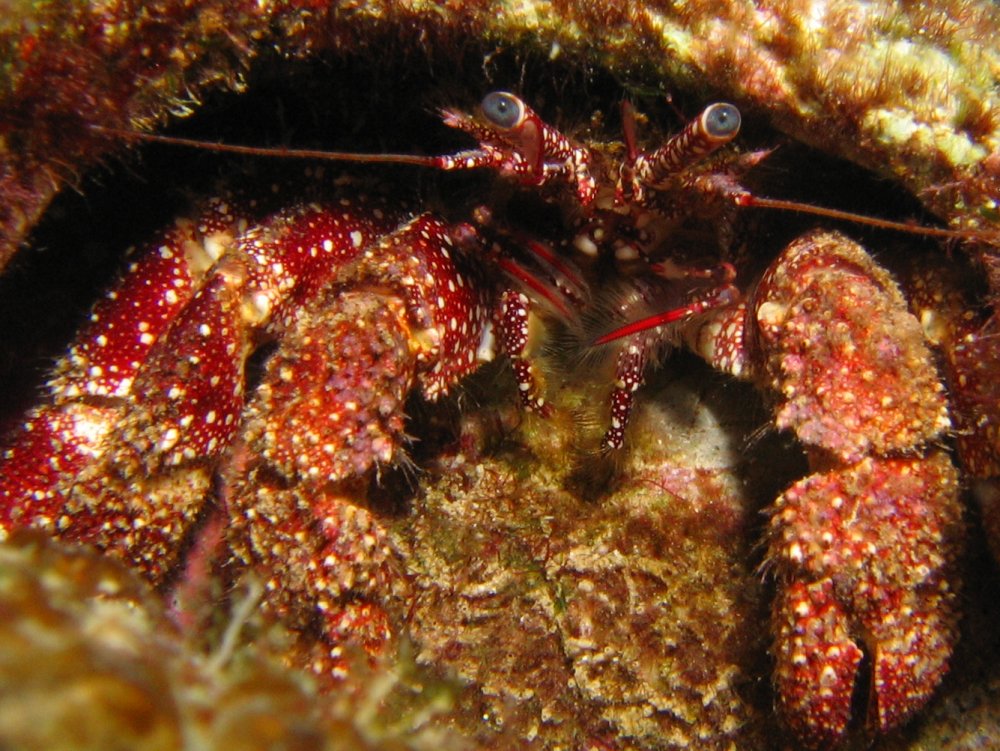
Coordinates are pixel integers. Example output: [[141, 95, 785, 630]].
[[739, 194, 991, 241], [92, 124, 996, 244], [90, 124, 442, 168]]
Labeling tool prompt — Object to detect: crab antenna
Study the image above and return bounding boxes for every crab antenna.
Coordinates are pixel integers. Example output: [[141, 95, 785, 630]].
[[90, 124, 456, 169], [738, 194, 995, 241], [638, 103, 742, 180]]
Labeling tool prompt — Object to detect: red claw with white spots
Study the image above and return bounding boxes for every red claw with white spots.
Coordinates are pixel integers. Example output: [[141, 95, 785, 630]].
[[599, 230, 965, 746], [0, 91, 988, 746], [748, 233, 962, 746], [0, 177, 557, 668]]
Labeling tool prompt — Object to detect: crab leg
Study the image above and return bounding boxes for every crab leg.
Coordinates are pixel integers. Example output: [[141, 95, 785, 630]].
[[494, 288, 553, 416], [227, 213, 501, 670], [593, 269, 740, 451], [226, 287, 418, 674], [0, 192, 396, 580], [0, 198, 247, 558]]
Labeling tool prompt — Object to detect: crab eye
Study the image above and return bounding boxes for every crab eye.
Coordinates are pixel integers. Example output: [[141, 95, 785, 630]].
[[481, 91, 524, 130], [702, 103, 741, 140]]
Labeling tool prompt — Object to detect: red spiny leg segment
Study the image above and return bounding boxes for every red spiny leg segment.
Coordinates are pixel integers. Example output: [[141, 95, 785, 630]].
[[238, 198, 397, 328], [0, 198, 249, 553], [346, 213, 493, 400], [685, 301, 750, 379], [113, 270, 248, 470], [496, 289, 551, 416], [45, 269, 250, 579], [229, 213, 497, 674], [601, 340, 649, 452], [0, 404, 116, 534], [48, 196, 247, 401]]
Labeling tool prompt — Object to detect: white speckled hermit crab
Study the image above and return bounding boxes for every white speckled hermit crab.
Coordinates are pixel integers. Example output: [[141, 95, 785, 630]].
[[1, 89, 989, 748]]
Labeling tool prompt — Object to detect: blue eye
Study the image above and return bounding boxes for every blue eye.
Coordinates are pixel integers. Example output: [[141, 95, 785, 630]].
[[703, 103, 741, 139], [481, 92, 524, 130]]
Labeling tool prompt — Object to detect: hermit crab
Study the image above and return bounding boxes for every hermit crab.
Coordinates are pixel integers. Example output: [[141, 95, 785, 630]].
[[0, 87, 996, 750]]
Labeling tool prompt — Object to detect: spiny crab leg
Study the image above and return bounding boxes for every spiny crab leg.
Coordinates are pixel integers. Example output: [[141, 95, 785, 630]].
[[0, 196, 248, 553], [0, 187, 574, 675], [0, 193, 400, 579]]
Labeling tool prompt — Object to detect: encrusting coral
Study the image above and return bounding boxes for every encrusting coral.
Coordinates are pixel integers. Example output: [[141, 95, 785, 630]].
[[0, 531, 472, 751]]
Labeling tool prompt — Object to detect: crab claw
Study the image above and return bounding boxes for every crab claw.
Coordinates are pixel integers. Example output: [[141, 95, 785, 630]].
[[745, 231, 964, 746], [769, 451, 962, 747]]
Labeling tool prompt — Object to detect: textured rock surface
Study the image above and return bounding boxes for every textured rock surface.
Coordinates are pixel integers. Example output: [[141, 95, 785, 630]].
[[398, 381, 774, 748]]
